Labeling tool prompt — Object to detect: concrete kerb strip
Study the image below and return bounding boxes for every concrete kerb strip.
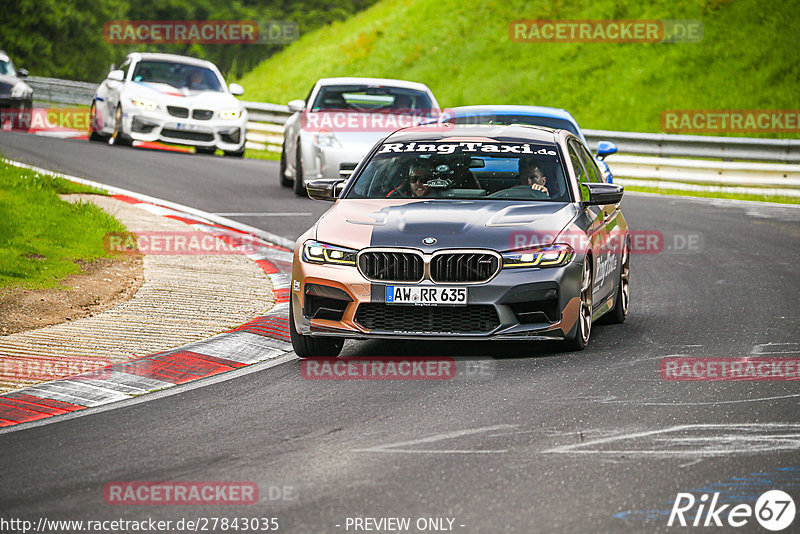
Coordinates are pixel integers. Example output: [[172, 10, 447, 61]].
[[0, 158, 296, 429]]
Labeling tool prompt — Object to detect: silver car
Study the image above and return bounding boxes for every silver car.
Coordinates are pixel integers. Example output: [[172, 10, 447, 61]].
[[280, 77, 440, 196], [90, 52, 247, 156]]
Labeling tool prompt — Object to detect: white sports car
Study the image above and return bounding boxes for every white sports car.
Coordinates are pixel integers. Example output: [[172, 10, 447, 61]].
[[90, 52, 247, 156], [281, 77, 440, 195]]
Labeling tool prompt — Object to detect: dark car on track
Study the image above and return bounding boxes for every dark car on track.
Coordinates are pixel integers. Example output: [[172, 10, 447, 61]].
[[290, 124, 631, 357]]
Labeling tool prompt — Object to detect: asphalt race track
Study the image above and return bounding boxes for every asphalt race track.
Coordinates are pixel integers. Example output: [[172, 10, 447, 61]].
[[2, 132, 799, 532]]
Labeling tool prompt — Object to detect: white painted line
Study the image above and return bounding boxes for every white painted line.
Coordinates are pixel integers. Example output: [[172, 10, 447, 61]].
[[354, 424, 516, 454], [544, 423, 800, 457], [213, 212, 312, 217], [751, 342, 800, 355]]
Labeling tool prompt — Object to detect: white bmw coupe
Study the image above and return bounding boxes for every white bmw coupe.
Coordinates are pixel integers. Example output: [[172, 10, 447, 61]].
[[90, 52, 247, 156]]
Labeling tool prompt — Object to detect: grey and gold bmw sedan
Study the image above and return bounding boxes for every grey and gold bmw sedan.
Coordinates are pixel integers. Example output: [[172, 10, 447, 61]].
[[290, 124, 630, 357]]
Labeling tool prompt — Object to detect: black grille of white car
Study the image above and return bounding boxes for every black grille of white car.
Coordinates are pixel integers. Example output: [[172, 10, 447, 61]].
[[192, 109, 213, 120], [167, 106, 189, 118], [430, 253, 500, 283], [355, 304, 500, 334], [358, 251, 423, 282]]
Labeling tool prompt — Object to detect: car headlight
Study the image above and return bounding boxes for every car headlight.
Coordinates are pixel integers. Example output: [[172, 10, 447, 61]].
[[131, 98, 158, 111], [11, 83, 29, 99], [220, 108, 241, 120], [312, 130, 342, 148], [502, 244, 574, 268], [302, 240, 357, 266]]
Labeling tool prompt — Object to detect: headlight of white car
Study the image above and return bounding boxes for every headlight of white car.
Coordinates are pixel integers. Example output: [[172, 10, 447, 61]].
[[130, 98, 158, 112], [220, 109, 241, 120], [313, 130, 342, 148], [11, 83, 28, 99]]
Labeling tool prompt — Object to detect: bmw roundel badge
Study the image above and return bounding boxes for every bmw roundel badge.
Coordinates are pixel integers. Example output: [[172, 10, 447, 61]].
[[422, 237, 437, 245]]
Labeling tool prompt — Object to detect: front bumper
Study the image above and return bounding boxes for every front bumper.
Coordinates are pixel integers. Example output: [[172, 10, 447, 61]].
[[291, 249, 585, 341], [123, 108, 246, 150], [304, 143, 369, 181]]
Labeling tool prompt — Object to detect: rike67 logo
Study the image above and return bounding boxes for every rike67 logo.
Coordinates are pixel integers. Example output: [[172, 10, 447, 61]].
[[668, 490, 795, 530]]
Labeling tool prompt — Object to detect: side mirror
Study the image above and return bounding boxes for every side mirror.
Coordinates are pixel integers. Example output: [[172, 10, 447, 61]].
[[595, 141, 618, 160], [17, 68, 28, 78], [107, 70, 124, 82], [229, 83, 244, 96], [582, 182, 623, 206], [288, 99, 306, 113], [307, 179, 344, 201]]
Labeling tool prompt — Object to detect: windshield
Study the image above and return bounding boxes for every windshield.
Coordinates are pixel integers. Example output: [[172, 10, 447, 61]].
[[130, 61, 223, 92], [445, 114, 581, 138], [345, 140, 570, 202], [0, 58, 16, 76], [311, 85, 433, 113]]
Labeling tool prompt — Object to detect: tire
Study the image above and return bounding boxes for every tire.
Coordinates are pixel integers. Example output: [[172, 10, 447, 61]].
[[289, 297, 344, 358], [88, 101, 106, 142], [224, 148, 244, 157], [279, 144, 292, 187], [196, 146, 217, 155], [293, 142, 307, 197], [109, 105, 131, 146], [601, 240, 630, 324], [563, 258, 593, 351]]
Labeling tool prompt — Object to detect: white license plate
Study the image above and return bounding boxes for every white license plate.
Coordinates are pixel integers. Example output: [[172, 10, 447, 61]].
[[385, 285, 467, 306], [175, 122, 202, 131]]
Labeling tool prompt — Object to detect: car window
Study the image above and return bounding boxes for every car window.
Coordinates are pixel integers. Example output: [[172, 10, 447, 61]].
[[311, 85, 433, 113], [346, 140, 569, 202], [448, 114, 581, 138], [130, 61, 223, 92], [0, 57, 16, 76], [568, 142, 591, 202], [572, 140, 603, 183]]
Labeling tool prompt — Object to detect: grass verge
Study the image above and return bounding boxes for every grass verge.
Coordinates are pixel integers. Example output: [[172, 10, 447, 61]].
[[623, 185, 800, 205], [0, 160, 128, 289]]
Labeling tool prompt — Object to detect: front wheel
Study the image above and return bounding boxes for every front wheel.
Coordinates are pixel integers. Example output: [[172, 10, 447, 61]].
[[109, 105, 131, 146], [289, 298, 344, 358], [293, 143, 307, 197], [224, 148, 245, 157], [563, 258, 593, 351], [88, 101, 106, 142], [601, 240, 630, 324], [279, 144, 292, 187]]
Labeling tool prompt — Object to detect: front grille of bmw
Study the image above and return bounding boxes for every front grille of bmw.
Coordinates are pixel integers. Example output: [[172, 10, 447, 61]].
[[358, 251, 424, 282], [430, 253, 500, 283], [167, 106, 189, 118], [355, 304, 500, 334], [358, 249, 500, 284]]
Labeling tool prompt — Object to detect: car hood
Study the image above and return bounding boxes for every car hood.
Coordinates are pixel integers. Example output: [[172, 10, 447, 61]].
[[314, 199, 579, 251], [127, 82, 241, 108]]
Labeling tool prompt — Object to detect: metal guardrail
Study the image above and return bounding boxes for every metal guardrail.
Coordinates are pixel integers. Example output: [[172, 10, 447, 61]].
[[26, 77, 800, 195], [28, 76, 98, 106], [584, 129, 800, 164]]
